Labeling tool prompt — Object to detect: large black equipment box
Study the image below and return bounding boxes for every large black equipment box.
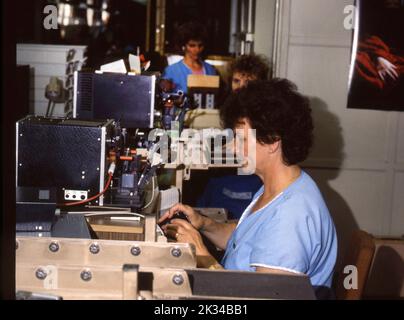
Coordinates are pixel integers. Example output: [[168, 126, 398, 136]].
[[16, 116, 115, 205], [73, 71, 156, 129]]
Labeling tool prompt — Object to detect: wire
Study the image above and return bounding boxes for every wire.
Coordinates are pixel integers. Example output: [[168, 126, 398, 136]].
[[45, 100, 52, 117], [142, 174, 156, 210], [58, 173, 113, 207]]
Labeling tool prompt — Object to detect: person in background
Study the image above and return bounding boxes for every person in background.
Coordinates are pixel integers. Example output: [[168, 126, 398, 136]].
[[162, 21, 217, 93], [196, 54, 271, 220], [160, 79, 338, 297], [230, 54, 271, 91]]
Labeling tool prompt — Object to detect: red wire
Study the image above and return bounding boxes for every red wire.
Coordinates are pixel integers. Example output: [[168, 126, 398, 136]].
[[59, 173, 113, 207]]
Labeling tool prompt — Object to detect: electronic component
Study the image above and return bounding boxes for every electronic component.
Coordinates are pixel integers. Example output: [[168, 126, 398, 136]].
[[16, 116, 115, 206], [73, 71, 156, 129]]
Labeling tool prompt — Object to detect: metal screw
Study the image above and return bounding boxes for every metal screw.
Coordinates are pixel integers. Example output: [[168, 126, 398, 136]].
[[172, 274, 184, 286], [35, 268, 47, 280], [171, 247, 182, 258], [89, 243, 100, 254], [130, 246, 141, 256], [80, 269, 92, 282], [49, 242, 60, 253]]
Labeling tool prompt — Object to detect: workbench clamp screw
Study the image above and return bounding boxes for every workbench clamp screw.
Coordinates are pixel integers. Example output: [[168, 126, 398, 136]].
[[49, 241, 60, 253], [130, 246, 142, 256], [171, 247, 182, 258], [89, 243, 100, 254], [35, 268, 48, 280], [80, 269, 92, 282], [172, 274, 184, 286]]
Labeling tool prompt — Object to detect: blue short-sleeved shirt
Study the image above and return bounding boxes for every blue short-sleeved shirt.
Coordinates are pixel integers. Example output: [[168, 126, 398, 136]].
[[221, 171, 337, 288], [162, 60, 217, 93]]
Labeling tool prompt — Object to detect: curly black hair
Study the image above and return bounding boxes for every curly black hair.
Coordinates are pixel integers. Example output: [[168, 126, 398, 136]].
[[176, 21, 208, 48], [230, 54, 271, 80], [220, 79, 314, 165]]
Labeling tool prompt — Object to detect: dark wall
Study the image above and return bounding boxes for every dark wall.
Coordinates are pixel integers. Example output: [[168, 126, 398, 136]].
[[15, 0, 147, 71], [16, 0, 49, 43], [165, 0, 232, 55], [16, 0, 147, 53], [1, 0, 17, 300]]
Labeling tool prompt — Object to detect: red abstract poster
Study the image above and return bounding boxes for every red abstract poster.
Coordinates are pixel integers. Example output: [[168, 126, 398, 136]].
[[348, 0, 404, 111]]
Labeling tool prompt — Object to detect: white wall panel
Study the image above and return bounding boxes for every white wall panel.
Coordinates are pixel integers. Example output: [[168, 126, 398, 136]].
[[254, 0, 276, 59], [16, 44, 83, 64], [391, 173, 404, 236], [23, 63, 67, 77], [32, 101, 66, 117], [397, 114, 404, 165], [305, 169, 386, 234], [290, 0, 353, 42]]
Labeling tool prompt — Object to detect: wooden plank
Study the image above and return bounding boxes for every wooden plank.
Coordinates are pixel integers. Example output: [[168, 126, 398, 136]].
[[16, 237, 197, 268], [187, 75, 220, 88]]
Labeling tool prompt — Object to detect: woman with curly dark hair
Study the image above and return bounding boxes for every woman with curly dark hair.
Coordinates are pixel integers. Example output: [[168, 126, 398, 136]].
[[162, 21, 217, 93], [159, 79, 337, 292]]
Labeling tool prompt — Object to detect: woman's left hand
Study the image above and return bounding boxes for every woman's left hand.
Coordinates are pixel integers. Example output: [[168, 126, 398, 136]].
[[163, 219, 210, 256]]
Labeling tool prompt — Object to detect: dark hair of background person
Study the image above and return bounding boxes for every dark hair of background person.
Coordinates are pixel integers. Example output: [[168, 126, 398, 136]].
[[174, 21, 209, 51], [230, 54, 271, 81], [220, 79, 314, 165]]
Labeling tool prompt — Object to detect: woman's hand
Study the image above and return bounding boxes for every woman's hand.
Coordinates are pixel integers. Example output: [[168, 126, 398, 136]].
[[163, 219, 210, 256], [377, 57, 399, 82], [158, 203, 205, 231]]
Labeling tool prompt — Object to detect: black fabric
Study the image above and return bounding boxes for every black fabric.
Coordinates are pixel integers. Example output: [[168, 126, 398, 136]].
[[314, 286, 336, 300]]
